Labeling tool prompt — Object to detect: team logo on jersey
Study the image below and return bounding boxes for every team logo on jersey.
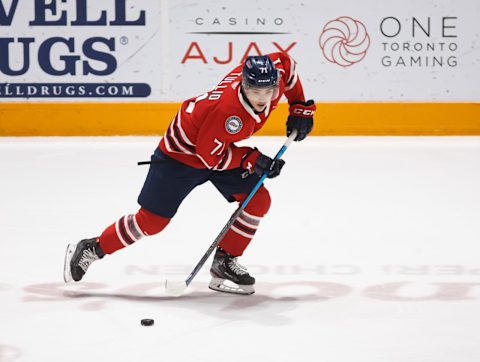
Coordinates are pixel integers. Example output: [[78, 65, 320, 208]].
[[225, 116, 243, 134]]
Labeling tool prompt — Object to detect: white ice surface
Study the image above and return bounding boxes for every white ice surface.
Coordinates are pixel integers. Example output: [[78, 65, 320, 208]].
[[1, 136, 480, 362]]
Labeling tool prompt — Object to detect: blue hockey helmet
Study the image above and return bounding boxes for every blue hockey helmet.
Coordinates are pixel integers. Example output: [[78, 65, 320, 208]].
[[242, 55, 279, 88]]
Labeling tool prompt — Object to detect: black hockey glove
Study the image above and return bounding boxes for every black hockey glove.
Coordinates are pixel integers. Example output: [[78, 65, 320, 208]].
[[242, 148, 285, 179], [287, 99, 316, 141]]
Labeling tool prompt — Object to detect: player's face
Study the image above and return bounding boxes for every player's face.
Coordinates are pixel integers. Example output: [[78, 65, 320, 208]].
[[244, 86, 277, 112]]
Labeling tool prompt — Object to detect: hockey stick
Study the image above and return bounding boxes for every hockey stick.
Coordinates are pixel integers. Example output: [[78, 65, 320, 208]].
[[165, 129, 298, 296]]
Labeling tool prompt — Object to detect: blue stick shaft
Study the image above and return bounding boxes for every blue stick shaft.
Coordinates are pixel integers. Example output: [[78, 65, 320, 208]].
[[240, 143, 290, 208], [185, 131, 298, 286]]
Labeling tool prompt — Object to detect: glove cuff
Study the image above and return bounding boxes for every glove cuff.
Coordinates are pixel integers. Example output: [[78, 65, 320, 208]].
[[241, 148, 260, 174]]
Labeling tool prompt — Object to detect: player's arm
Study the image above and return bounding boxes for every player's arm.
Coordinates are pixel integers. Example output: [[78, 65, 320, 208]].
[[270, 51, 305, 102], [270, 52, 316, 142], [195, 115, 283, 177], [194, 114, 250, 171]]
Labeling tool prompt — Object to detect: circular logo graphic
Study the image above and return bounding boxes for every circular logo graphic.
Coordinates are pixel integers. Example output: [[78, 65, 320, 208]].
[[225, 116, 243, 134], [319, 16, 370, 67]]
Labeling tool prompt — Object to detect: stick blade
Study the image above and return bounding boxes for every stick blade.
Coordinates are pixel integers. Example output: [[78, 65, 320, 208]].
[[164, 280, 188, 297]]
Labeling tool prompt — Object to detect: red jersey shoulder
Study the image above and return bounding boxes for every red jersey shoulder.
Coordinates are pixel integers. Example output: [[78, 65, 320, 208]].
[[211, 86, 257, 141], [265, 52, 296, 86], [185, 66, 243, 122], [266, 52, 304, 102], [187, 69, 258, 140]]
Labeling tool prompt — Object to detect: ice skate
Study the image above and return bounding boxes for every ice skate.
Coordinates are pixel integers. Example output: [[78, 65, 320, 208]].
[[63, 238, 105, 283], [209, 248, 255, 295]]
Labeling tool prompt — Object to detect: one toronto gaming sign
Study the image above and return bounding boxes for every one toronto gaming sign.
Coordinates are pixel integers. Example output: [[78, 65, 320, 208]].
[[0, 0, 151, 98], [319, 15, 458, 68]]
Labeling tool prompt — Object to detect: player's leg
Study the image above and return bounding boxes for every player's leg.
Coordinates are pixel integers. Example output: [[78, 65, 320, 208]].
[[218, 186, 271, 256], [208, 170, 271, 294], [64, 149, 209, 283], [96, 207, 170, 254], [63, 207, 170, 283]]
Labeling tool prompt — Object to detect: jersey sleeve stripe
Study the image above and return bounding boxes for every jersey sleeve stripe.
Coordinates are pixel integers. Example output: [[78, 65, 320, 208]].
[[167, 116, 194, 155], [163, 116, 180, 153], [285, 55, 298, 91], [285, 71, 298, 91], [214, 146, 233, 171], [172, 121, 195, 154], [196, 153, 214, 169], [176, 111, 195, 146], [163, 133, 174, 153], [287, 56, 296, 84], [165, 129, 182, 153]]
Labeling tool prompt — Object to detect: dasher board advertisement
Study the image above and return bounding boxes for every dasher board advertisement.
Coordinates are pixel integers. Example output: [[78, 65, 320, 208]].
[[0, 0, 479, 101]]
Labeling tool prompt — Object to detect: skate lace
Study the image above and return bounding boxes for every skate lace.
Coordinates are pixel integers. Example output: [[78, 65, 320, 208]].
[[228, 258, 248, 275], [78, 248, 99, 272]]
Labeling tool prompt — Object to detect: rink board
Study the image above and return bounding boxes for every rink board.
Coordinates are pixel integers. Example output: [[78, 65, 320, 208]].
[[1, 102, 479, 136]]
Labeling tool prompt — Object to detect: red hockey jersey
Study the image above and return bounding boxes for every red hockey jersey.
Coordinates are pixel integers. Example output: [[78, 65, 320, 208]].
[[158, 52, 306, 170]]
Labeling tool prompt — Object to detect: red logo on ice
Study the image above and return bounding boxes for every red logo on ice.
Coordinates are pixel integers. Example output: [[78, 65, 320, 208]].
[[319, 17, 370, 67]]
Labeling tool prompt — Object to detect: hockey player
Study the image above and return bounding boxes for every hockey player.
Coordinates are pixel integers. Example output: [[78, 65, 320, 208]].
[[63, 53, 316, 295]]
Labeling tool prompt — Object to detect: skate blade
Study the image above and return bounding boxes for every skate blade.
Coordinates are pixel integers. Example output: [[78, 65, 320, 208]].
[[63, 243, 76, 283], [208, 278, 255, 295]]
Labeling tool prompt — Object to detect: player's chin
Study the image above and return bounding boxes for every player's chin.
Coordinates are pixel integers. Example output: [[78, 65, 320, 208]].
[[253, 103, 266, 112]]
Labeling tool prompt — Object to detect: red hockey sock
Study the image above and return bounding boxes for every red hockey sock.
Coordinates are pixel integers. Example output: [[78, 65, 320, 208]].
[[218, 186, 271, 257], [98, 207, 170, 254]]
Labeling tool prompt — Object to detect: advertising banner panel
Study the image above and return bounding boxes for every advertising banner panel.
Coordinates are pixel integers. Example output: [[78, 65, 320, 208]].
[[0, 0, 164, 100], [1, 0, 479, 101], [169, 0, 480, 101]]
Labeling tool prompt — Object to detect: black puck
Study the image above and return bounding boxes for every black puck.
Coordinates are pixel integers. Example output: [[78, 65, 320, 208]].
[[141, 319, 154, 326]]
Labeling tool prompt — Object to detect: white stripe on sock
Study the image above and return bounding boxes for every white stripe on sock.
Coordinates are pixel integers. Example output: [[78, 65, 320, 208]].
[[115, 219, 129, 247], [231, 225, 254, 239]]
